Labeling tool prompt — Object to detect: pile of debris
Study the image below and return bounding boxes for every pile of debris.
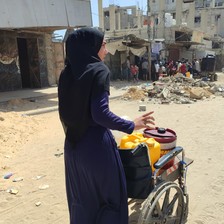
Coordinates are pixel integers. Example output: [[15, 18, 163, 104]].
[[122, 87, 147, 101], [121, 76, 224, 104]]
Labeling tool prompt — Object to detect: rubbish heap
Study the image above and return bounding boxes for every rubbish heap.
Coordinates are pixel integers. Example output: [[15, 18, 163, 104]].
[[121, 75, 224, 104]]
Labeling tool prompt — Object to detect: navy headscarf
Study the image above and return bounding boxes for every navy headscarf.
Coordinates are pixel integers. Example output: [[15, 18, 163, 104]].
[[65, 27, 103, 77], [58, 27, 110, 144]]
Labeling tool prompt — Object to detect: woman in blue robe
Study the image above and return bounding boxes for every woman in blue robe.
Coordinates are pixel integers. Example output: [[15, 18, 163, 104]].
[[58, 27, 155, 224]]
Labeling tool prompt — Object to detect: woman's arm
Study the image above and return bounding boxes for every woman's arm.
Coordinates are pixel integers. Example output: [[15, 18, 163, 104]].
[[91, 91, 134, 134], [91, 91, 155, 133]]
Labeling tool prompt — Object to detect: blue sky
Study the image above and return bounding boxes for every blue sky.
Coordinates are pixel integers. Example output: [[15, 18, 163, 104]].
[[54, 0, 147, 37]]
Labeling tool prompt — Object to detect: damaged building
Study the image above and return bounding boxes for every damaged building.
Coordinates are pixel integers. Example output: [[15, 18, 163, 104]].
[[105, 34, 151, 80], [0, 0, 92, 92], [98, 0, 224, 78]]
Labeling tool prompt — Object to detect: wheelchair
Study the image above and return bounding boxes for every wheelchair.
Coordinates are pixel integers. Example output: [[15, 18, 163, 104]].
[[119, 143, 193, 224]]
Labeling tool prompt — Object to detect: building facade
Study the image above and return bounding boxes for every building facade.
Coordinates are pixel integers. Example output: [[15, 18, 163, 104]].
[[151, 0, 224, 68], [100, 0, 224, 73], [0, 0, 92, 91]]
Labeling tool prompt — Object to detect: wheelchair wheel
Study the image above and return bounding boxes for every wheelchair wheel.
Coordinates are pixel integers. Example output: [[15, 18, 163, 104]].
[[138, 181, 184, 224], [182, 194, 189, 223]]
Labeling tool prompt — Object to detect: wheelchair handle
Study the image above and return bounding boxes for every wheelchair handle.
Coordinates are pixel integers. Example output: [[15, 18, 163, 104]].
[[154, 146, 183, 169]]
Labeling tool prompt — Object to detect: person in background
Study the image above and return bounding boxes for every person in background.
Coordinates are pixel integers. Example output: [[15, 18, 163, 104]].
[[150, 60, 156, 81], [171, 61, 177, 76], [130, 64, 135, 81], [187, 62, 193, 75], [121, 60, 128, 80], [192, 58, 201, 76], [126, 56, 131, 81], [130, 64, 139, 82], [179, 61, 187, 76], [167, 60, 174, 76], [141, 59, 148, 80], [154, 61, 160, 80], [177, 60, 182, 73], [135, 64, 139, 81], [192, 59, 196, 74], [58, 27, 155, 224], [155, 61, 161, 80], [195, 58, 201, 73]]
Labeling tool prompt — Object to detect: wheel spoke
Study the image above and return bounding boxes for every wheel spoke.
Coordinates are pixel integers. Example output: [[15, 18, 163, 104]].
[[162, 188, 171, 212], [166, 192, 179, 214]]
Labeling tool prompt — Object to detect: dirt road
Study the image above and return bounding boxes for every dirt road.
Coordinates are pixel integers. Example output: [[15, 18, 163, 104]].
[[0, 75, 224, 224]]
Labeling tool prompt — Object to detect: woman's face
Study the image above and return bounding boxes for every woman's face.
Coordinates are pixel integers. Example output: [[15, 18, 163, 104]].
[[98, 40, 108, 61]]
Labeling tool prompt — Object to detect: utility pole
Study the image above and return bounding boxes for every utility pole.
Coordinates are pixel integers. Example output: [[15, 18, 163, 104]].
[[147, 0, 152, 81]]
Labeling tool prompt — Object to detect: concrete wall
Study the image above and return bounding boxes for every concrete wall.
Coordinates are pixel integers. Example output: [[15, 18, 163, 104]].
[[53, 42, 65, 84], [47, 33, 65, 85], [45, 34, 57, 86], [103, 5, 143, 31], [0, 31, 21, 91], [0, 30, 50, 91]]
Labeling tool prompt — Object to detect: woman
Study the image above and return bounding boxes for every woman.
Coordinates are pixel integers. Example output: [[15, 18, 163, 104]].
[[58, 27, 155, 224]]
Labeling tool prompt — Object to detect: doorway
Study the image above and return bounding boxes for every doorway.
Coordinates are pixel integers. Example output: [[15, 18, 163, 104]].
[[17, 37, 41, 88]]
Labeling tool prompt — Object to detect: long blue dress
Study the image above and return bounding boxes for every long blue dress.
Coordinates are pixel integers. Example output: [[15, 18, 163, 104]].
[[64, 91, 134, 224]]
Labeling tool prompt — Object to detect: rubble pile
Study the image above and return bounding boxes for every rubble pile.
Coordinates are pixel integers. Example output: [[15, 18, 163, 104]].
[[121, 76, 224, 104], [122, 86, 147, 101]]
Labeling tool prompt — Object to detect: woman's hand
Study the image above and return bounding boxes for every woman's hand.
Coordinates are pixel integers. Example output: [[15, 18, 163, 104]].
[[133, 111, 155, 130]]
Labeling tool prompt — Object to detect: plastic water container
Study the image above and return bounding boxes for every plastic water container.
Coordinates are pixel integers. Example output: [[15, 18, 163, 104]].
[[186, 72, 191, 78], [145, 138, 161, 171], [119, 132, 161, 171], [143, 127, 177, 168]]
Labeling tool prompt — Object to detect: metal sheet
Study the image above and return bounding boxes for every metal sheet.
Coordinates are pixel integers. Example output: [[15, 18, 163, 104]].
[[0, 0, 92, 29], [106, 38, 147, 57], [130, 47, 147, 57], [106, 40, 127, 55]]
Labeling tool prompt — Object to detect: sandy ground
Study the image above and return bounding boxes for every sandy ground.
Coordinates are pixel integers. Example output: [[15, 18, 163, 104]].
[[0, 73, 224, 224]]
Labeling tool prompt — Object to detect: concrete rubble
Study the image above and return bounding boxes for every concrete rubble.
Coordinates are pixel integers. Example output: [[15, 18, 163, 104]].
[[121, 75, 224, 104]]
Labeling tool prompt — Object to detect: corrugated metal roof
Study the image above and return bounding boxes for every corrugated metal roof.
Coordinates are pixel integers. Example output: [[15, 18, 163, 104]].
[[0, 0, 92, 29]]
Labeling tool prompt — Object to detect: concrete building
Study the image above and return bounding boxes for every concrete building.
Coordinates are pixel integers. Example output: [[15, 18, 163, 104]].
[[99, 3, 148, 40], [150, 0, 224, 65], [103, 5, 145, 31], [100, 0, 224, 73], [0, 0, 92, 92], [98, 3, 152, 80]]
